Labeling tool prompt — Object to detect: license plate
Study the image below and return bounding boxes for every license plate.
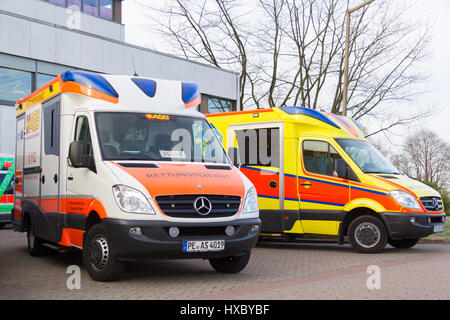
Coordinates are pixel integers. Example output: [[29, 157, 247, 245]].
[[433, 224, 444, 233], [182, 240, 225, 252]]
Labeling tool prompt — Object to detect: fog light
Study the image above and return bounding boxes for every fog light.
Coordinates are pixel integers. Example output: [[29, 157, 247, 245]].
[[169, 227, 180, 238], [250, 224, 260, 233], [410, 218, 416, 223], [129, 227, 142, 235], [225, 225, 235, 236]]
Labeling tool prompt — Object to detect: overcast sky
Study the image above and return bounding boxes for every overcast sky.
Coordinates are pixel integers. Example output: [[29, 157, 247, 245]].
[[122, 0, 450, 146]]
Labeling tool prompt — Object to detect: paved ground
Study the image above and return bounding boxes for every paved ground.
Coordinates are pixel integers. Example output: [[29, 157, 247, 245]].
[[0, 225, 449, 300]]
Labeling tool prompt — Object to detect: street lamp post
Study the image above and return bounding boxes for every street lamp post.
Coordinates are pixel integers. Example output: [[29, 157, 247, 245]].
[[342, 0, 375, 116]]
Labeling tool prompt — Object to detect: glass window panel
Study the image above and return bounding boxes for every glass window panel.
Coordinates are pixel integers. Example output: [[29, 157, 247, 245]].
[[0, 68, 32, 103], [67, 0, 81, 9], [207, 97, 233, 114], [83, 0, 99, 16], [36, 73, 56, 90], [100, 0, 113, 20], [49, 0, 66, 6]]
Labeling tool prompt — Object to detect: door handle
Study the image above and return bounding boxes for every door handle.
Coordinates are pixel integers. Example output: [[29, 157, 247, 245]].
[[41, 175, 45, 184], [269, 181, 278, 188], [68, 176, 74, 181], [53, 174, 58, 183], [300, 182, 312, 188]]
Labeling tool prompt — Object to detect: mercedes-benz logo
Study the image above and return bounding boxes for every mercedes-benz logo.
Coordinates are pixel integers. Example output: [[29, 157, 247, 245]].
[[432, 198, 440, 210], [193, 196, 212, 216]]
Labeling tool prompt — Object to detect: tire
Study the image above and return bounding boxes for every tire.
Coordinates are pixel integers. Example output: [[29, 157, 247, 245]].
[[27, 218, 47, 257], [83, 223, 124, 282], [348, 215, 388, 253], [209, 251, 251, 273], [388, 238, 419, 249]]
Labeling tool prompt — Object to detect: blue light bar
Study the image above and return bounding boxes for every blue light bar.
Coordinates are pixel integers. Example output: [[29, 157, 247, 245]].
[[132, 78, 157, 98], [60, 70, 119, 98], [280, 106, 340, 129], [182, 82, 200, 103]]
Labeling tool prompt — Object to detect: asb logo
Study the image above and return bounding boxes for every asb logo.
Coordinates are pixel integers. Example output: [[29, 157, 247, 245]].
[[145, 113, 170, 121]]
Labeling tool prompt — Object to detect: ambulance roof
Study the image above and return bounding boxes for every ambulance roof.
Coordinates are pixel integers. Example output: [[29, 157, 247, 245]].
[[16, 70, 203, 118], [207, 106, 365, 140]]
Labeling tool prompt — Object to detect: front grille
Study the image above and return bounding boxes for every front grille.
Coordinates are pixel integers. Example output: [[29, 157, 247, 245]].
[[420, 197, 443, 212], [155, 194, 241, 218]]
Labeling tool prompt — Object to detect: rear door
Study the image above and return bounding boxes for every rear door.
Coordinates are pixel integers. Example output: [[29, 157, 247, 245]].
[[40, 98, 62, 241], [227, 122, 284, 233]]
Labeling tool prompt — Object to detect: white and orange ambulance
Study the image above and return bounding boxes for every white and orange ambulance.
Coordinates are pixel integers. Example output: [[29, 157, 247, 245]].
[[13, 70, 260, 281], [207, 107, 446, 253]]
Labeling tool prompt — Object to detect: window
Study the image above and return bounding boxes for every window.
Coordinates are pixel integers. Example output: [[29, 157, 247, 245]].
[[83, 0, 99, 16], [74, 116, 92, 156], [44, 102, 60, 156], [42, 0, 115, 21], [235, 128, 280, 167], [36, 73, 56, 90], [49, 0, 66, 6], [94, 112, 229, 163], [0, 67, 32, 103], [67, 0, 81, 9], [303, 140, 343, 177], [207, 96, 234, 114], [100, 0, 113, 20], [0, 173, 14, 195]]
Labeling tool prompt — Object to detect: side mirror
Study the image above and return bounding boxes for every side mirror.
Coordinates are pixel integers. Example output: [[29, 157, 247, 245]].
[[69, 141, 86, 168], [228, 147, 240, 168], [335, 158, 349, 179], [335, 158, 360, 181]]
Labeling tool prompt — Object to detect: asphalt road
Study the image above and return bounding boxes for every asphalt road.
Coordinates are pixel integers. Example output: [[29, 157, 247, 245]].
[[0, 225, 449, 300]]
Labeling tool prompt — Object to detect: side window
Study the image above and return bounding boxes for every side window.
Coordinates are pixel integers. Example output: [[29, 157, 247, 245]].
[[303, 140, 343, 177], [44, 101, 60, 156], [74, 116, 92, 156], [235, 128, 280, 168]]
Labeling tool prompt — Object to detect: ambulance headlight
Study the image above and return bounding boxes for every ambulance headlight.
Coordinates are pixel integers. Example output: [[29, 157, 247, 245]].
[[242, 187, 258, 214], [390, 190, 421, 210], [112, 185, 155, 214]]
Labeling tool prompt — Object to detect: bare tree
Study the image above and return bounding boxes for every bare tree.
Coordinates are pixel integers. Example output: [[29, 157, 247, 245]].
[[391, 129, 450, 188], [138, 0, 431, 136]]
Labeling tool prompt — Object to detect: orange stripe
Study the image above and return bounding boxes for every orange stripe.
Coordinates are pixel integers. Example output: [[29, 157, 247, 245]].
[[61, 81, 119, 104], [206, 108, 274, 118]]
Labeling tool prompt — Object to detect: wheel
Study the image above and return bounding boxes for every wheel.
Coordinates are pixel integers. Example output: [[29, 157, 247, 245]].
[[209, 251, 251, 273], [388, 238, 419, 249], [27, 218, 47, 256], [348, 215, 388, 253], [83, 223, 124, 282]]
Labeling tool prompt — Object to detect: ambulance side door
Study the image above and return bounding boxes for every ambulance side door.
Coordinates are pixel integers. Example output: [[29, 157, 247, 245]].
[[298, 138, 350, 235]]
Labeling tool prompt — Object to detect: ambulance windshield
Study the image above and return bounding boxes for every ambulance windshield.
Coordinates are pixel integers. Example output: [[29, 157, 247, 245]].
[[336, 139, 399, 174], [95, 112, 229, 164]]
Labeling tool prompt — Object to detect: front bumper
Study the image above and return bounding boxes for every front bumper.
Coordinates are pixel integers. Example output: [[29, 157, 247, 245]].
[[0, 211, 12, 223], [380, 212, 446, 240], [102, 217, 261, 261]]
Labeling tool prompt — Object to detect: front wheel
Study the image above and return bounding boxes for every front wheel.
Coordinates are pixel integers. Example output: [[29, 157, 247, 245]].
[[388, 238, 419, 249], [83, 224, 124, 282], [209, 251, 251, 273], [348, 215, 388, 253]]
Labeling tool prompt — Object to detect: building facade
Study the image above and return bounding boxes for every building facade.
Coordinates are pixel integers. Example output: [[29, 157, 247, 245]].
[[0, 0, 239, 155]]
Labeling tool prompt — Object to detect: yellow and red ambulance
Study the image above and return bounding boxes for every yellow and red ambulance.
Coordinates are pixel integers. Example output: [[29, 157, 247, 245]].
[[207, 106, 446, 253], [13, 70, 260, 281]]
